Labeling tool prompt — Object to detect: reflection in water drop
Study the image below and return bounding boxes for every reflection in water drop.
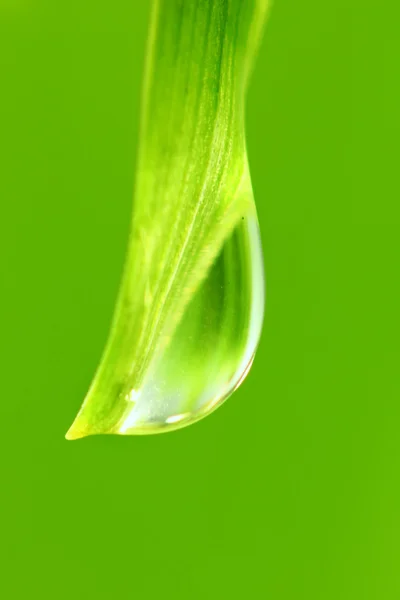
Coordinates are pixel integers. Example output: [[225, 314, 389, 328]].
[[117, 210, 264, 434]]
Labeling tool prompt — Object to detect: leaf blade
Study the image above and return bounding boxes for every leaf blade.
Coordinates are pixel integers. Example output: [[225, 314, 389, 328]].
[[66, 0, 269, 439]]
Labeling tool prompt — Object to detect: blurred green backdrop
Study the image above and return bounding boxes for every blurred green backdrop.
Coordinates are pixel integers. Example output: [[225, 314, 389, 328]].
[[1, 1, 399, 598]]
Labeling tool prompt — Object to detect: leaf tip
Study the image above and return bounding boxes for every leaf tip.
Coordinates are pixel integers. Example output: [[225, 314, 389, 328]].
[[65, 420, 87, 441]]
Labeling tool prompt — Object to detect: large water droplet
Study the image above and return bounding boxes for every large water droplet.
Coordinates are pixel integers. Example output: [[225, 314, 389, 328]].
[[117, 209, 265, 434]]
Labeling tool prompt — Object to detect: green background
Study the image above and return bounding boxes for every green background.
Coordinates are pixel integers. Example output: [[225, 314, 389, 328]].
[[1, 1, 399, 598]]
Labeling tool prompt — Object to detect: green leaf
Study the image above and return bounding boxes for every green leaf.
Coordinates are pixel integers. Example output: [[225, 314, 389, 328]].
[[66, 0, 269, 439]]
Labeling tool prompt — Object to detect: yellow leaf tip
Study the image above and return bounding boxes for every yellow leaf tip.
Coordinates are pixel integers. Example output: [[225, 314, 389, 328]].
[[65, 422, 86, 441]]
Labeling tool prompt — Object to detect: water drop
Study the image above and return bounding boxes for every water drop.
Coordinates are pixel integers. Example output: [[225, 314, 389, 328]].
[[117, 209, 264, 434]]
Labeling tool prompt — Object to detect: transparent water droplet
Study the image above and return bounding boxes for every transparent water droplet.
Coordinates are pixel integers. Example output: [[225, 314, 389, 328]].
[[116, 209, 265, 434]]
